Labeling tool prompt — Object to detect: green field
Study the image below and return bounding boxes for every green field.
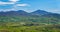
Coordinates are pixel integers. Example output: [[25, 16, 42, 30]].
[[0, 16, 60, 32], [0, 23, 60, 32]]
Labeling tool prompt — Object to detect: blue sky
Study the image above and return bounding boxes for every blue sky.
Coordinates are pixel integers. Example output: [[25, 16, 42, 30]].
[[0, 0, 60, 14]]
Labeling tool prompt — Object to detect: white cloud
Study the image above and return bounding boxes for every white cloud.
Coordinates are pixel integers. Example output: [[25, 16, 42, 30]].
[[0, 0, 30, 12], [0, 1, 14, 5], [0, 8, 18, 12], [16, 4, 30, 6], [47, 9, 60, 14], [0, 0, 19, 5], [0, 0, 30, 7], [9, 0, 19, 2]]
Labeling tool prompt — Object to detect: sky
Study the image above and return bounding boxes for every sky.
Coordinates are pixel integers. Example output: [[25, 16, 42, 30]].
[[0, 0, 60, 14]]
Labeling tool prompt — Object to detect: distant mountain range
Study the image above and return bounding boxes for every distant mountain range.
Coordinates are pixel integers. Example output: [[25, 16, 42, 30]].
[[0, 10, 60, 18], [31, 10, 60, 18], [0, 9, 60, 24]]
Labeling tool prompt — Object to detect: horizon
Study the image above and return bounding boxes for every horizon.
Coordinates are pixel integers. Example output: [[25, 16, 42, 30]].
[[0, 0, 60, 14], [0, 9, 60, 14]]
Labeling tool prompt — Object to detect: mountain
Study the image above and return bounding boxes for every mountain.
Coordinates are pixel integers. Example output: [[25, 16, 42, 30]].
[[0, 10, 60, 24], [0, 10, 29, 16], [0, 10, 60, 18], [30, 10, 60, 18], [31, 10, 49, 15]]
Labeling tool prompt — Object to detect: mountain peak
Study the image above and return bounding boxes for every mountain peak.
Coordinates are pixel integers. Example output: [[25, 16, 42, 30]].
[[31, 10, 48, 15]]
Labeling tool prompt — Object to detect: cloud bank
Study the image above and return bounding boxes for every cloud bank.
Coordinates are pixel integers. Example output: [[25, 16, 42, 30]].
[[0, 1, 14, 5], [0, 0, 29, 6], [0, 0, 30, 12]]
